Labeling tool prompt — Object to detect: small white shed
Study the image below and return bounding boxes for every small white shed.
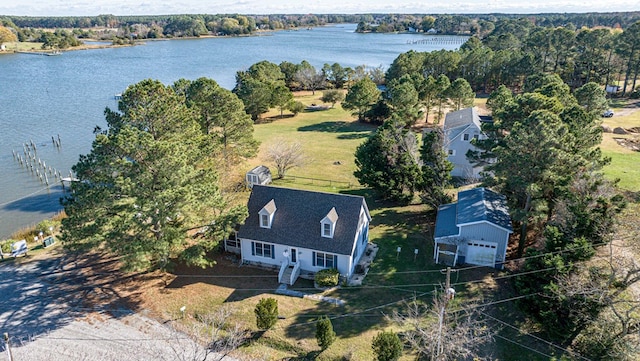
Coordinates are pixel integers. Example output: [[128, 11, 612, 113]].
[[246, 165, 272, 189]]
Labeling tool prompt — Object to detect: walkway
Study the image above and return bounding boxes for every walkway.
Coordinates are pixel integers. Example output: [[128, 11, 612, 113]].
[[275, 284, 345, 306]]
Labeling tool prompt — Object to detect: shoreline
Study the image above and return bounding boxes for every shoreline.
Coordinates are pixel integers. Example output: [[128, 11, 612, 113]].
[[0, 27, 309, 55]]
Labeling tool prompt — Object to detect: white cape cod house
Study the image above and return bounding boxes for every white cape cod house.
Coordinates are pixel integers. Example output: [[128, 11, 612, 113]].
[[434, 187, 512, 269], [236, 185, 371, 285]]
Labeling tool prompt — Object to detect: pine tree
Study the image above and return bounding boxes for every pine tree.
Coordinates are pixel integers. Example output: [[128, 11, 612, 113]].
[[372, 331, 403, 361], [315, 316, 336, 350], [254, 298, 278, 330]]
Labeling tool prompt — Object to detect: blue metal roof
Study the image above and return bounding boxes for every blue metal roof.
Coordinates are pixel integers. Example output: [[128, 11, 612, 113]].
[[434, 203, 459, 238], [434, 187, 513, 239], [456, 187, 513, 232]]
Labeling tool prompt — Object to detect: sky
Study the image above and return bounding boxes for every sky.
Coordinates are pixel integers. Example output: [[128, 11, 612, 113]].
[[1, 0, 640, 17]]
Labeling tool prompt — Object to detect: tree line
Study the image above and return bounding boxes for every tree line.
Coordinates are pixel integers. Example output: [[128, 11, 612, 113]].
[[355, 12, 640, 35], [385, 19, 640, 98]]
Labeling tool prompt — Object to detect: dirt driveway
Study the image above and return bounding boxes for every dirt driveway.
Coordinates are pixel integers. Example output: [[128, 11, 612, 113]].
[[0, 249, 231, 361]]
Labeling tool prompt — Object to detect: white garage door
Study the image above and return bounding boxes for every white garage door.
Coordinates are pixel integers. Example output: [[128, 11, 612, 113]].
[[466, 240, 497, 267]]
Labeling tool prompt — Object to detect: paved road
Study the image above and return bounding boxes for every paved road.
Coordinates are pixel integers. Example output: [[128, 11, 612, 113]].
[[0, 251, 236, 361]]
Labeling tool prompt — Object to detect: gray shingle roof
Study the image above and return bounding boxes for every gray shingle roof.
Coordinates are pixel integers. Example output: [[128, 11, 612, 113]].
[[444, 107, 482, 131], [237, 185, 370, 255], [247, 165, 271, 183], [434, 187, 513, 238]]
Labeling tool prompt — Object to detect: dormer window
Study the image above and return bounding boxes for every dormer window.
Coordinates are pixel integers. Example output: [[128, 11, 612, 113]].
[[259, 199, 276, 229], [321, 207, 338, 238], [323, 223, 331, 237]]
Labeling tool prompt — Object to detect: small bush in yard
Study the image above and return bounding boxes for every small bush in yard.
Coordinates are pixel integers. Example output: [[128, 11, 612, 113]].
[[0, 240, 13, 254], [372, 331, 403, 361], [315, 268, 339, 287], [254, 297, 278, 330], [315, 316, 336, 350]]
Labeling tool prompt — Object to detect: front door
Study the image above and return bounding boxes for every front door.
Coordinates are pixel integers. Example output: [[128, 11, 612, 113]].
[[290, 248, 297, 263]]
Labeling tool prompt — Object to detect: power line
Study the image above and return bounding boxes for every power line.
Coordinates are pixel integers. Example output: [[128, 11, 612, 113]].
[[494, 334, 555, 359], [481, 311, 591, 361]]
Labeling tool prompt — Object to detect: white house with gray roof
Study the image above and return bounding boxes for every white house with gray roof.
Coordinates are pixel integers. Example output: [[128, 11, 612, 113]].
[[443, 107, 489, 179], [433, 187, 512, 269], [237, 185, 371, 285]]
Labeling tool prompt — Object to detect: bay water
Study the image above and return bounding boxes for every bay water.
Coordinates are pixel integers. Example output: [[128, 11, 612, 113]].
[[0, 24, 465, 238]]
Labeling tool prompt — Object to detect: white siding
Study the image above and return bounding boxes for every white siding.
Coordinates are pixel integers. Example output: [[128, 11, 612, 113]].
[[240, 238, 355, 278], [446, 124, 483, 178]]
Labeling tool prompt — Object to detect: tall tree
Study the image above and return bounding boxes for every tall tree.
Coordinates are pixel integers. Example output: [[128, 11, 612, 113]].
[[574, 81, 608, 114], [234, 76, 273, 121], [447, 78, 475, 111], [386, 77, 423, 126], [418, 75, 438, 123], [616, 21, 640, 95], [234, 60, 291, 120], [271, 84, 294, 118], [434, 74, 451, 124], [294, 61, 325, 94], [354, 118, 421, 203], [61, 79, 246, 271], [342, 77, 381, 121], [419, 127, 453, 208], [184, 77, 259, 164]]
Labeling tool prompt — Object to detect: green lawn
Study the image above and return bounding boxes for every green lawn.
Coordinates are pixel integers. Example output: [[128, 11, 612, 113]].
[[600, 99, 640, 191], [251, 92, 376, 187]]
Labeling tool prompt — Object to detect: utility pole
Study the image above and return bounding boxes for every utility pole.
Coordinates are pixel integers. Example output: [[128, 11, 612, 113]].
[[3, 333, 14, 361], [435, 267, 452, 361]]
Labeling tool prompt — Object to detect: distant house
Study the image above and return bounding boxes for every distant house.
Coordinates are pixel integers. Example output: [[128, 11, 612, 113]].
[[236, 185, 371, 285], [443, 107, 490, 179], [245, 165, 272, 189], [433, 187, 512, 269]]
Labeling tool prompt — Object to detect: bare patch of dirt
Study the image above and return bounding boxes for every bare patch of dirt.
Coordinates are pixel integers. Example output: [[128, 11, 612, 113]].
[[614, 136, 640, 152]]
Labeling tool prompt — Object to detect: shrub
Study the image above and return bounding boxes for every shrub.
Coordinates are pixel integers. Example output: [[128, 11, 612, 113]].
[[315, 316, 336, 350], [315, 268, 339, 287], [372, 331, 403, 361], [254, 297, 278, 330], [36, 219, 59, 235], [287, 100, 305, 115], [0, 240, 13, 254]]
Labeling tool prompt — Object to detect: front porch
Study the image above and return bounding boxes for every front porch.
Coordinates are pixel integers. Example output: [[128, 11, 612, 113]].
[[435, 242, 458, 267]]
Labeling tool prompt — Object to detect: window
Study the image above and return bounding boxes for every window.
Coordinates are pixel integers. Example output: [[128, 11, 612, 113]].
[[252, 241, 275, 259], [463, 133, 470, 141], [473, 134, 479, 140], [323, 223, 331, 237], [448, 149, 456, 156], [313, 251, 337, 268], [259, 199, 276, 228], [362, 225, 368, 245], [321, 207, 338, 238], [226, 238, 240, 248]]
